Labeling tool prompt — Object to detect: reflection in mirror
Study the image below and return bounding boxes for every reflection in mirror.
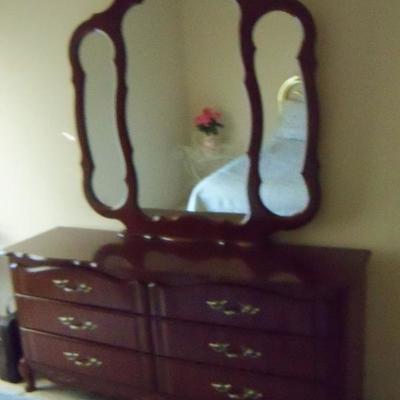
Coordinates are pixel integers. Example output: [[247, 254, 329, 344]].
[[123, 0, 250, 218], [255, 11, 310, 216], [83, 2, 312, 220], [79, 32, 128, 208]]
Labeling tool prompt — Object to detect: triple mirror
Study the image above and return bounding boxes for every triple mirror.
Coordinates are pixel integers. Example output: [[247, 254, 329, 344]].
[[71, 0, 319, 239]]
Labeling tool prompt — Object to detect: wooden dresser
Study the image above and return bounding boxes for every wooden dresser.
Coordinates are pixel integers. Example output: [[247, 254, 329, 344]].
[[6, 227, 369, 400]]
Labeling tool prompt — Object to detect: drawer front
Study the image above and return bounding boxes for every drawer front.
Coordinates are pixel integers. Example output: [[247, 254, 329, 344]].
[[17, 296, 150, 351], [157, 358, 328, 400], [149, 284, 317, 335], [21, 329, 154, 389], [12, 265, 145, 313], [152, 319, 322, 378], [30, 363, 163, 400]]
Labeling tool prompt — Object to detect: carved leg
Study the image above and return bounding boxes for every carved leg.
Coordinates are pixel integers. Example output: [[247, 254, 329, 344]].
[[18, 358, 36, 392]]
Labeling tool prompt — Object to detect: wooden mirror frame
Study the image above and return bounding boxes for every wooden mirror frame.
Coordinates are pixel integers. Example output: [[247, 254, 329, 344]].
[[69, 0, 319, 242]]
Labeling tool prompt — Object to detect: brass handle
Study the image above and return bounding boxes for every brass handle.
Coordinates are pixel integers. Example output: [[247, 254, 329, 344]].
[[209, 343, 262, 359], [58, 317, 97, 331], [211, 383, 263, 399], [241, 347, 262, 359], [212, 383, 232, 393], [206, 300, 260, 316], [53, 279, 92, 294], [63, 352, 102, 368]]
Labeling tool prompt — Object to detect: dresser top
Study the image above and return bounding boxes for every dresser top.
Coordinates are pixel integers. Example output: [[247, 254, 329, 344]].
[[5, 227, 122, 262], [4, 227, 370, 290]]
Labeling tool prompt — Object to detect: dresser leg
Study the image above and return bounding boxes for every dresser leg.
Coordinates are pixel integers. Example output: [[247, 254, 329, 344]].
[[18, 358, 36, 392]]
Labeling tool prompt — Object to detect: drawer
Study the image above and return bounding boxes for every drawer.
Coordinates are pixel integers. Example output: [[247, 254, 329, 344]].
[[156, 358, 329, 400], [149, 284, 327, 335], [152, 319, 330, 379], [17, 296, 150, 351], [21, 329, 154, 389], [29, 363, 159, 400], [12, 265, 145, 313]]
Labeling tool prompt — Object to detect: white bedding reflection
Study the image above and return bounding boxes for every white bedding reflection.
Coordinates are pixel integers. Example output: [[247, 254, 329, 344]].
[[186, 135, 309, 216]]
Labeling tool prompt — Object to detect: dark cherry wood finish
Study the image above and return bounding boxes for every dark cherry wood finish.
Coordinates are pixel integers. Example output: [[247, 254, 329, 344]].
[[12, 266, 145, 312], [18, 358, 35, 393], [16, 296, 150, 351], [21, 329, 154, 388], [69, 0, 320, 240], [151, 319, 325, 378], [156, 357, 329, 400], [6, 227, 369, 400], [26, 362, 164, 400], [148, 283, 320, 335]]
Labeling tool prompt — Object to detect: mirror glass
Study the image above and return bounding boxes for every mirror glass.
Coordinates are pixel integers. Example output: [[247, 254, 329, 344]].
[[79, 32, 128, 208], [123, 0, 250, 219], [79, 1, 311, 220], [255, 11, 310, 216]]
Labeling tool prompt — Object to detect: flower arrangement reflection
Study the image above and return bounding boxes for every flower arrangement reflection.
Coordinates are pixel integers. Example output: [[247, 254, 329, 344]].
[[194, 107, 224, 135]]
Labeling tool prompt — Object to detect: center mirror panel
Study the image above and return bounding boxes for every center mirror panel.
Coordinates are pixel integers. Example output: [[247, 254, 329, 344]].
[[123, 0, 251, 219]]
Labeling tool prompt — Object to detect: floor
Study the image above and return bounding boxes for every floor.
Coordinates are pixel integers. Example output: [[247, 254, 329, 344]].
[[0, 379, 106, 400]]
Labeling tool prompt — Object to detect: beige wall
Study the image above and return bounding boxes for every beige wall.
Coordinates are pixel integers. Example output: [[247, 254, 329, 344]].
[[180, 0, 250, 152], [0, 0, 399, 398], [254, 11, 303, 140], [124, 0, 190, 209], [0, 0, 119, 248], [278, 0, 400, 399], [181, 2, 302, 151], [0, 0, 121, 308]]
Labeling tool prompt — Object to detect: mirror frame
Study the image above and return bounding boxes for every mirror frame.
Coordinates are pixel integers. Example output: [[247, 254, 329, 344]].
[[69, 0, 319, 242]]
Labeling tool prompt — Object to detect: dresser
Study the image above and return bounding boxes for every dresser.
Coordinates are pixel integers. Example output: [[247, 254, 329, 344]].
[[6, 227, 369, 400], [3, 0, 371, 397]]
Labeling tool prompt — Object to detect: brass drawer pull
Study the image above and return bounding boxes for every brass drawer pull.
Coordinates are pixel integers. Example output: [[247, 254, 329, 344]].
[[211, 383, 263, 399], [209, 343, 262, 359], [58, 316, 97, 331], [206, 300, 260, 316], [52, 279, 92, 294], [63, 352, 102, 368]]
